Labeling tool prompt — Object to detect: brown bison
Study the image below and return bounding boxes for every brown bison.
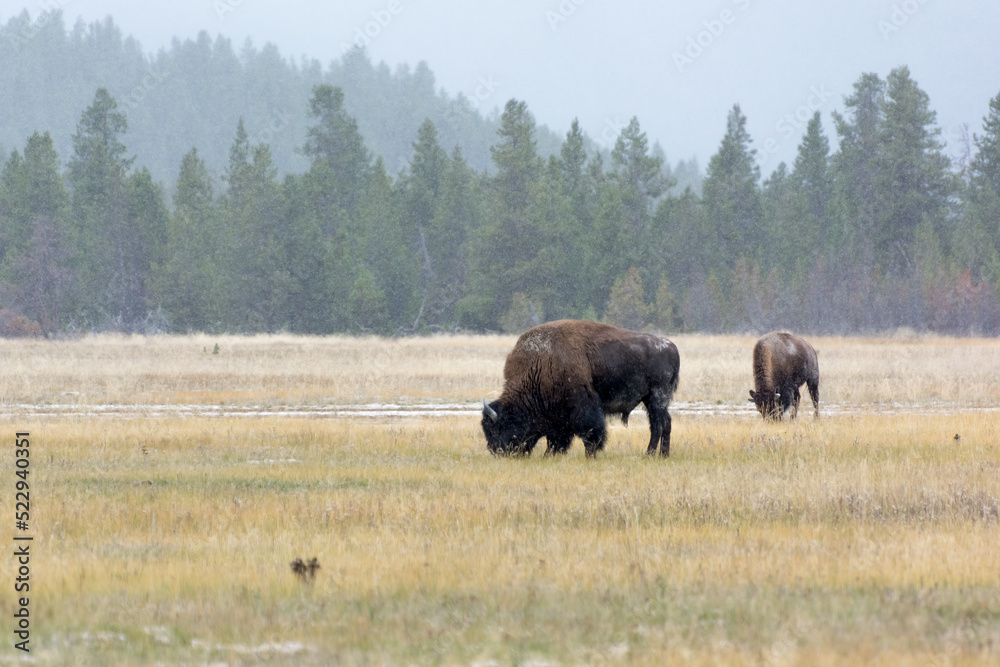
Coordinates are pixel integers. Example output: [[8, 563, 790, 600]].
[[748, 331, 819, 420], [482, 320, 680, 457]]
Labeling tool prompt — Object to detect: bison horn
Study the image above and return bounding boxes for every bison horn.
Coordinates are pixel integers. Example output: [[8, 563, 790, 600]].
[[483, 399, 498, 423]]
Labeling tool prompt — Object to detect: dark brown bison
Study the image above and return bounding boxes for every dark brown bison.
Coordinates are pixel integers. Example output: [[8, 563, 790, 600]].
[[481, 320, 680, 457], [748, 331, 819, 420]]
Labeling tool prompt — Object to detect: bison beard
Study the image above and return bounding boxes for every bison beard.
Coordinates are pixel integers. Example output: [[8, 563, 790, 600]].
[[748, 331, 820, 420], [482, 320, 680, 458]]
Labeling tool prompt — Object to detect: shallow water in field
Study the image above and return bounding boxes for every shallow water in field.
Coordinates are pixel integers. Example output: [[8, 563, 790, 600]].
[[4, 400, 997, 420]]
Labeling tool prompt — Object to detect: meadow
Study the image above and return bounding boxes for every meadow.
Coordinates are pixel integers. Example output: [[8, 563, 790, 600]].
[[1, 332, 999, 665]]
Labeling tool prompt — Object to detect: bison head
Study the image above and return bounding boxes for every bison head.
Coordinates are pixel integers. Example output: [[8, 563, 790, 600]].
[[748, 389, 780, 420], [481, 399, 532, 456]]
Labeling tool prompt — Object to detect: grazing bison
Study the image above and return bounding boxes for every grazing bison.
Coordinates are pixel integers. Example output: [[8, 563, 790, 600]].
[[748, 331, 819, 420], [481, 320, 680, 457]]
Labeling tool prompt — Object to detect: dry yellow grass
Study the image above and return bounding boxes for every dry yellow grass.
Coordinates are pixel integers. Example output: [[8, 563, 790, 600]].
[[2, 333, 999, 664], [2, 331, 1000, 409]]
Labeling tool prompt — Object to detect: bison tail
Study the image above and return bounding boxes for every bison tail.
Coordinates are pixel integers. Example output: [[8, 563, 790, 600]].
[[667, 369, 679, 399]]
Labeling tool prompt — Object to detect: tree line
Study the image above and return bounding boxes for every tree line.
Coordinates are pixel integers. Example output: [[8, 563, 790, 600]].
[[1, 64, 999, 337]]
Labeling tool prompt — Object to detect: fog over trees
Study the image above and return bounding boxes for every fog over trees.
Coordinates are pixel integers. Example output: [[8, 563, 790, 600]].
[[1, 12, 998, 337]]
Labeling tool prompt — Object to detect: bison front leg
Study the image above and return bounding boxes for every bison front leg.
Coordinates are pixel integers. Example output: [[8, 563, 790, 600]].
[[571, 402, 607, 458], [569, 392, 608, 458], [581, 424, 607, 458], [543, 429, 573, 456]]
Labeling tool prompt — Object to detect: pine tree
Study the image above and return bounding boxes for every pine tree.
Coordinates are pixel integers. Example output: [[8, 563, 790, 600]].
[[611, 117, 670, 214], [153, 148, 222, 331], [971, 92, 1000, 195], [490, 99, 541, 213], [792, 112, 832, 247], [424, 146, 478, 327], [405, 119, 448, 326], [303, 84, 371, 214], [279, 172, 335, 334], [651, 273, 677, 332], [556, 120, 597, 317], [653, 186, 708, 305], [356, 157, 419, 333], [760, 162, 805, 271], [460, 99, 544, 329], [559, 119, 588, 204], [67, 88, 147, 328], [957, 91, 1000, 285], [702, 104, 762, 272], [610, 117, 671, 276], [604, 267, 648, 331], [0, 132, 74, 334], [876, 66, 954, 272], [831, 72, 885, 251], [122, 167, 168, 328], [219, 123, 285, 332]]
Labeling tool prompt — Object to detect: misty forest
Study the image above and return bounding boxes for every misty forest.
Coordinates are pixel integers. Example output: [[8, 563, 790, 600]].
[[2, 12, 999, 338]]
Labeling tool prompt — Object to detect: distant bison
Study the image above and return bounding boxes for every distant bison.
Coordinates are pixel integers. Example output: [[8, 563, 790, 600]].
[[748, 331, 819, 420], [482, 320, 680, 457]]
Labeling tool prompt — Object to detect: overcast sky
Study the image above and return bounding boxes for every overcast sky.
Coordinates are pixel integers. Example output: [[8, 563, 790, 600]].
[[4, 0, 998, 172]]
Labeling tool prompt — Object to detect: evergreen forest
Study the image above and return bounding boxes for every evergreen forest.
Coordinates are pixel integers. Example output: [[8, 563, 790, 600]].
[[2, 12, 999, 337]]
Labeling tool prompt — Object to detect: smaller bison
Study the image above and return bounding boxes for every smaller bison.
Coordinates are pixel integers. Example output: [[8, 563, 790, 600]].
[[482, 320, 679, 457], [748, 332, 819, 420]]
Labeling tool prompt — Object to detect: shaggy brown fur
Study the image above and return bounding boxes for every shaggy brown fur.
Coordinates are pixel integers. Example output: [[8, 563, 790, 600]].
[[749, 331, 819, 420], [482, 320, 680, 457]]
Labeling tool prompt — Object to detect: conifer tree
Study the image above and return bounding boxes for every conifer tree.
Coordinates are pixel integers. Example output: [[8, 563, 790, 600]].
[[876, 66, 954, 272], [460, 99, 544, 329], [831, 72, 885, 255], [610, 117, 671, 278], [67, 88, 153, 328], [957, 91, 1000, 284], [303, 84, 371, 215], [406, 119, 448, 326], [604, 267, 648, 331], [556, 120, 597, 316], [0, 132, 73, 334], [279, 172, 335, 334], [220, 122, 285, 331], [792, 112, 832, 243], [153, 148, 222, 331], [702, 104, 761, 272], [424, 146, 478, 326]]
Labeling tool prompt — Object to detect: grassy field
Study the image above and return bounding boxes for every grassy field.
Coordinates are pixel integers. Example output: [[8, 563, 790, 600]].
[[2, 333, 999, 665]]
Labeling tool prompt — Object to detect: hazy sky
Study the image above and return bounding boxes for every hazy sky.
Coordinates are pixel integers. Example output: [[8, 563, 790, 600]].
[[4, 0, 998, 171]]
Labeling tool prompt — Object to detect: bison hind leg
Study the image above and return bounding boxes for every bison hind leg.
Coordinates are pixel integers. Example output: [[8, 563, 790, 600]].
[[644, 389, 673, 457], [790, 386, 802, 420], [807, 379, 820, 418]]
